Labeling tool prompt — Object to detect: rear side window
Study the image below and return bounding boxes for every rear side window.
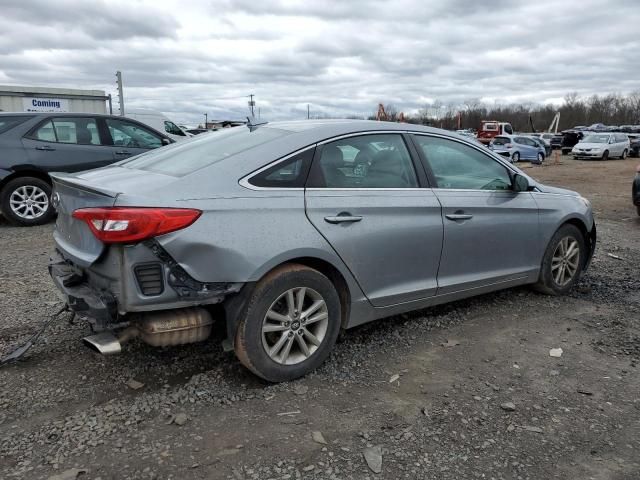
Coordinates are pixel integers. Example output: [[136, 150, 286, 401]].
[[0, 116, 30, 134], [28, 117, 101, 145], [122, 126, 289, 176], [307, 134, 418, 189], [249, 148, 314, 188]]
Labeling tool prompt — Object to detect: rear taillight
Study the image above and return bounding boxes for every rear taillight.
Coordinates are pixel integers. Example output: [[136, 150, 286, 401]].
[[72, 207, 202, 243], [505, 143, 513, 149]]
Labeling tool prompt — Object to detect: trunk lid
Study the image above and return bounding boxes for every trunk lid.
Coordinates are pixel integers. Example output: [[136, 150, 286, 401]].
[[51, 173, 119, 267]]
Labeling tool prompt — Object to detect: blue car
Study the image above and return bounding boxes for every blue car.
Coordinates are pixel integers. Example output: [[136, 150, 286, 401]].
[[489, 135, 546, 163]]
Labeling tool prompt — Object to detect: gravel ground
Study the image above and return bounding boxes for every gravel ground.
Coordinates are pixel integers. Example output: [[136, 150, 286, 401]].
[[1, 156, 639, 480]]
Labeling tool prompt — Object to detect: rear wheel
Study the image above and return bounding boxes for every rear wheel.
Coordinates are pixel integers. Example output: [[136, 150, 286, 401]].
[[601, 150, 609, 161], [0, 176, 54, 226], [533, 224, 586, 296], [234, 264, 341, 382], [621, 149, 627, 160], [537, 152, 544, 163], [511, 152, 520, 163]]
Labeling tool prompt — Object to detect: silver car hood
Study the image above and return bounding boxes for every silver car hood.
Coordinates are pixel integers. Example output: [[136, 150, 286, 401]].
[[574, 142, 606, 149]]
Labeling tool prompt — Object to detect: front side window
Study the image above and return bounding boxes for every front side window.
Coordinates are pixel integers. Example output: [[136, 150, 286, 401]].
[[164, 120, 186, 136], [29, 117, 100, 145], [308, 134, 418, 188], [106, 118, 163, 149], [414, 135, 512, 191]]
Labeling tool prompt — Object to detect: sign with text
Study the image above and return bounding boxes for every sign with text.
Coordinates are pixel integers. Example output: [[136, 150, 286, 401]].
[[22, 97, 69, 112]]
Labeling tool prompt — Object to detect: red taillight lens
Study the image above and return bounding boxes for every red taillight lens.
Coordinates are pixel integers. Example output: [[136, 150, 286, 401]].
[[72, 207, 202, 243]]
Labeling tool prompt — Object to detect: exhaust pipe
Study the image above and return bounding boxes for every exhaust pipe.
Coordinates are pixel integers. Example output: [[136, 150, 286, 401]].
[[83, 308, 213, 355]]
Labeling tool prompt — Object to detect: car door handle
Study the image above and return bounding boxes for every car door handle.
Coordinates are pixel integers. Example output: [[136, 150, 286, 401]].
[[35, 145, 55, 151], [445, 213, 473, 221], [114, 150, 131, 155], [324, 214, 363, 224]]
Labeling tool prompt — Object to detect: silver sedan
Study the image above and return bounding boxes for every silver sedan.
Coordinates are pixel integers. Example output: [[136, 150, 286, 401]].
[[49, 120, 596, 381]]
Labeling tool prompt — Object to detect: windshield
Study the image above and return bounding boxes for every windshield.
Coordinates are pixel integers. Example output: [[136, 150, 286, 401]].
[[0, 116, 30, 134], [582, 134, 610, 144], [122, 126, 289, 176], [492, 136, 511, 146]]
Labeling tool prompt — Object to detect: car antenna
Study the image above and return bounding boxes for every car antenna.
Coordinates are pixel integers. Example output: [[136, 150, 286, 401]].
[[246, 115, 268, 132]]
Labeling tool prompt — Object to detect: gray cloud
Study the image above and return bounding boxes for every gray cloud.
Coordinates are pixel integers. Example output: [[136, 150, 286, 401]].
[[0, 0, 638, 124]]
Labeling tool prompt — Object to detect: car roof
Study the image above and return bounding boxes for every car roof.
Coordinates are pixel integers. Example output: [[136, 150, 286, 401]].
[[0, 112, 121, 118]]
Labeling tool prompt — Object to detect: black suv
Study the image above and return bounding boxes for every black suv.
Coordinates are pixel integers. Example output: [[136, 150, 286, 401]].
[[0, 113, 173, 226]]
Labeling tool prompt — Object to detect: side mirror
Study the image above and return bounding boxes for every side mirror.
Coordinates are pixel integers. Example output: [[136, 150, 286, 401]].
[[513, 173, 530, 192], [161, 138, 172, 146]]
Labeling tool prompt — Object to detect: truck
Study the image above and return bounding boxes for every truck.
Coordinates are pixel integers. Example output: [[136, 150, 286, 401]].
[[476, 120, 514, 145]]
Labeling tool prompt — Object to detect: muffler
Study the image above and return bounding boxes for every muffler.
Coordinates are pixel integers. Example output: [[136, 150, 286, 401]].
[[83, 308, 213, 355]]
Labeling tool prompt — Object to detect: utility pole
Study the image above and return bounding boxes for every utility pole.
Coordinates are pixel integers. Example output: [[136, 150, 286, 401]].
[[115, 71, 125, 116], [204, 113, 208, 129], [307, 104, 310, 119], [248, 94, 255, 116]]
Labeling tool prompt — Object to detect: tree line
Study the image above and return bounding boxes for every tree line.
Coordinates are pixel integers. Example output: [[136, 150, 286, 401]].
[[368, 92, 640, 132]]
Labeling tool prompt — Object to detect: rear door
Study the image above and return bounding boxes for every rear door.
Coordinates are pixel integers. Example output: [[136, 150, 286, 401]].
[[412, 134, 540, 295], [103, 117, 166, 160], [515, 137, 536, 160], [304, 132, 443, 307], [22, 116, 114, 172]]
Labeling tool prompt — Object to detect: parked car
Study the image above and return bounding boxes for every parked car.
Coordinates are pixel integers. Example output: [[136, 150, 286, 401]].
[[476, 120, 513, 145], [634, 162, 640, 215], [628, 134, 640, 157], [527, 136, 551, 158], [0, 112, 173, 226], [550, 133, 564, 150], [489, 135, 546, 163], [571, 133, 630, 160], [559, 130, 584, 154], [125, 109, 193, 142], [185, 128, 210, 135], [49, 120, 596, 382]]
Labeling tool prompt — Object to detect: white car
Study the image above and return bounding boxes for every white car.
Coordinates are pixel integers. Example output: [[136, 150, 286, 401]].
[[125, 109, 193, 142], [571, 133, 629, 160]]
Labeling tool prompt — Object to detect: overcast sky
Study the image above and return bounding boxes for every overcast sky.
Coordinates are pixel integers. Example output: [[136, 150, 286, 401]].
[[1, 0, 638, 124]]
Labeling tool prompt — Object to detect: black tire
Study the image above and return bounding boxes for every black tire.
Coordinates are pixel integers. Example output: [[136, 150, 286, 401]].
[[537, 152, 544, 163], [601, 150, 609, 161], [621, 149, 627, 160], [234, 264, 341, 382], [0, 176, 54, 226], [533, 224, 586, 296], [511, 152, 520, 163], [637, 205, 640, 216]]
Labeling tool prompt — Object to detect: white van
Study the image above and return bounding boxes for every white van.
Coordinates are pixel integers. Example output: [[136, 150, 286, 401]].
[[125, 109, 192, 142]]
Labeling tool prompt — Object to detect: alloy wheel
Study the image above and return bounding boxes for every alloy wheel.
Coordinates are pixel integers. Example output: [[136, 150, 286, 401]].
[[9, 185, 49, 219], [551, 236, 580, 286], [261, 287, 329, 365]]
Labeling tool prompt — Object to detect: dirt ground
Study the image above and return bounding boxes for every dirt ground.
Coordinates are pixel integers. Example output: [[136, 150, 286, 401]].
[[0, 155, 639, 480]]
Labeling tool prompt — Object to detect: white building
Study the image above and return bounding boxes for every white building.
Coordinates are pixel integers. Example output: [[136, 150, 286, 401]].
[[0, 85, 110, 114]]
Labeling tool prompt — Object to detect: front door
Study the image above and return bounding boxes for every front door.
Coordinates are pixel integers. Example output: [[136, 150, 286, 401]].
[[304, 133, 443, 307], [22, 116, 114, 172], [412, 134, 540, 295], [103, 117, 166, 160]]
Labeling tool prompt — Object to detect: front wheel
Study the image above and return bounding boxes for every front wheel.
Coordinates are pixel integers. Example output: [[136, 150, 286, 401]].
[[0, 176, 54, 226], [533, 224, 586, 295], [601, 150, 609, 161], [621, 149, 627, 160], [511, 152, 520, 163], [537, 152, 544, 163], [234, 264, 342, 382]]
